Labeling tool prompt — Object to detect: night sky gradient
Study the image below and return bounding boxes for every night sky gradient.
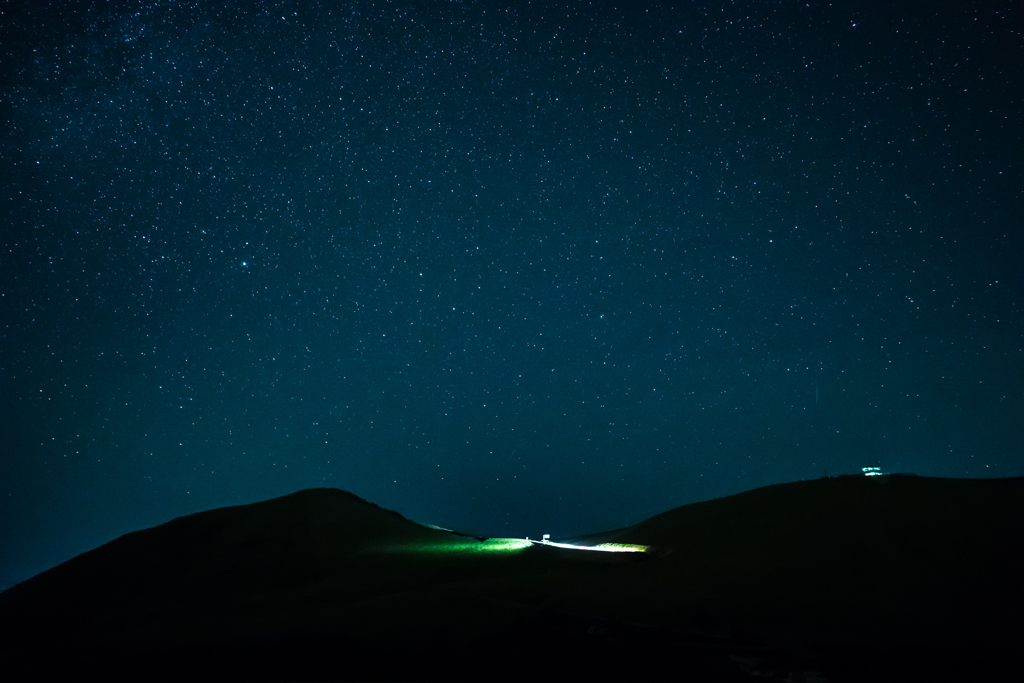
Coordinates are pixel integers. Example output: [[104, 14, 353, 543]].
[[2, 1, 1022, 589]]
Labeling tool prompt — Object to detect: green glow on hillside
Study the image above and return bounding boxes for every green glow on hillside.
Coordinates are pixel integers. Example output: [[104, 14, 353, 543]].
[[474, 538, 534, 552], [371, 538, 648, 556], [373, 538, 533, 555]]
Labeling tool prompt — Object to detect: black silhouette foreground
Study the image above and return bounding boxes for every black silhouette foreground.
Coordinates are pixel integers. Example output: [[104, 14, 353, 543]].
[[1, 474, 1021, 681]]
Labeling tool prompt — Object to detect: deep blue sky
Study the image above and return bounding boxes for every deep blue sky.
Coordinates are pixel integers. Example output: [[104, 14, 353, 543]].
[[2, 0, 1022, 589]]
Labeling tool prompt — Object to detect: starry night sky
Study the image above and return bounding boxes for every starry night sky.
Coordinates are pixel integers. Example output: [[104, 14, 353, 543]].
[[2, 1, 1022, 589]]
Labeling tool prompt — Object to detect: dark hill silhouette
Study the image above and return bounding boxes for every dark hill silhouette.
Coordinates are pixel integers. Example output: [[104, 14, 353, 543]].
[[605, 474, 1024, 636], [1, 475, 1022, 681], [0, 488, 452, 610]]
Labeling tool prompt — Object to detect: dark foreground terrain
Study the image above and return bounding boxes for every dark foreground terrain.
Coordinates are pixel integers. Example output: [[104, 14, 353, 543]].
[[1, 474, 1022, 681]]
